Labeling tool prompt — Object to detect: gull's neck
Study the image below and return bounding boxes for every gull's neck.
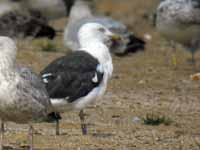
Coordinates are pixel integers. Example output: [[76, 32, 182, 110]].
[[79, 39, 113, 77], [79, 39, 111, 64]]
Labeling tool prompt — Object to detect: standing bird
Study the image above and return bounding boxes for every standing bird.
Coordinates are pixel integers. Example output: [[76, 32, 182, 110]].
[[40, 23, 119, 135], [0, 36, 59, 150], [156, 0, 200, 68], [64, 0, 145, 55]]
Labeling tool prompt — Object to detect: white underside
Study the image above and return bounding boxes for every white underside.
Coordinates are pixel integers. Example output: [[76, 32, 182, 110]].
[[50, 74, 108, 112]]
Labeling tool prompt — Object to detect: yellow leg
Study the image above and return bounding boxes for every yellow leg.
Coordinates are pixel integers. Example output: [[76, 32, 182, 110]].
[[172, 53, 177, 69], [170, 41, 177, 69]]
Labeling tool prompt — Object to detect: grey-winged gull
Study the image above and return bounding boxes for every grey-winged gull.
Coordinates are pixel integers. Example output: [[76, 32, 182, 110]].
[[156, 0, 200, 67], [64, 0, 145, 55], [19, 0, 74, 20], [0, 36, 60, 150], [0, 0, 21, 16], [41, 22, 119, 135]]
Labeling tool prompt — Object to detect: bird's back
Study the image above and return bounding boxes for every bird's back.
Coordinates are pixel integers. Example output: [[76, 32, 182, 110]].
[[156, 0, 200, 48], [0, 67, 53, 123]]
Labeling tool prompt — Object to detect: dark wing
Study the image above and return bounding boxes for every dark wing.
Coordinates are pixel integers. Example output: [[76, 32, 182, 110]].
[[40, 51, 104, 103]]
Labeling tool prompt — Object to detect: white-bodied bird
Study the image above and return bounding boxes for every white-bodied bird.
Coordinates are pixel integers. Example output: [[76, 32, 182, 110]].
[[156, 0, 200, 67], [0, 36, 59, 150]]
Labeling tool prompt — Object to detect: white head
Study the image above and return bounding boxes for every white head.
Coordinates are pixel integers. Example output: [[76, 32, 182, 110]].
[[0, 36, 17, 68], [78, 22, 120, 48], [78, 23, 118, 78]]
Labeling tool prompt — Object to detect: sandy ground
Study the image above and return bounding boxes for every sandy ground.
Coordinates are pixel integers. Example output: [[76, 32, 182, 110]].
[[2, 0, 200, 149]]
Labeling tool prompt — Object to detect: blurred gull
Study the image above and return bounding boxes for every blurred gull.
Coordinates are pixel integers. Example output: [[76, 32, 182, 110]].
[[64, 0, 145, 55], [0, 11, 56, 39], [0, 0, 56, 39], [0, 0, 21, 16], [0, 36, 60, 150], [20, 0, 74, 20], [156, 0, 200, 67], [41, 22, 118, 135]]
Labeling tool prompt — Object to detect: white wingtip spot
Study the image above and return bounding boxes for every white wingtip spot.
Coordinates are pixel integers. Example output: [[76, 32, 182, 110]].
[[42, 73, 52, 78], [92, 73, 98, 83], [64, 96, 69, 100], [43, 78, 48, 83]]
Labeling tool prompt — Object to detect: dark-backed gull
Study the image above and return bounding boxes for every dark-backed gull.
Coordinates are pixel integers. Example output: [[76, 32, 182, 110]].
[[156, 0, 200, 67], [0, 0, 56, 39], [64, 0, 145, 55], [0, 36, 59, 149], [41, 22, 119, 135], [0, 11, 56, 39]]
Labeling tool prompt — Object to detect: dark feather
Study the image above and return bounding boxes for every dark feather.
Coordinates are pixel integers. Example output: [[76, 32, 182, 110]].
[[40, 51, 104, 103], [0, 11, 56, 39]]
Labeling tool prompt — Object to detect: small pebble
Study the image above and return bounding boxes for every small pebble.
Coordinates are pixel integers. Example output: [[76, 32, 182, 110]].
[[138, 80, 146, 84], [144, 33, 152, 41], [132, 117, 141, 124]]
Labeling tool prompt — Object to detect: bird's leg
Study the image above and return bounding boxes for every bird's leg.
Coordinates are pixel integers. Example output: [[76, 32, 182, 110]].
[[171, 41, 177, 69], [186, 50, 197, 71], [28, 124, 34, 150], [0, 121, 4, 150], [79, 110, 87, 135], [191, 51, 196, 71], [56, 119, 60, 135]]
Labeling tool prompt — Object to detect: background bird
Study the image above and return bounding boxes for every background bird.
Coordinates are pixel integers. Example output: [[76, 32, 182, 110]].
[[0, 36, 60, 150], [19, 0, 74, 20], [0, 0, 56, 39], [156, 0, 200, 68], [64, 0, 145, 56]]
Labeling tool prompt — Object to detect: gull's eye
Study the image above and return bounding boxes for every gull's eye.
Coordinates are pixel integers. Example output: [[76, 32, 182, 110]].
[[98, 27, 106, 33]]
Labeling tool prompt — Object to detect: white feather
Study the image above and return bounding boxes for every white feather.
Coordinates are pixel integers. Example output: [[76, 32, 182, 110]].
[[92, 73, 98, 83]]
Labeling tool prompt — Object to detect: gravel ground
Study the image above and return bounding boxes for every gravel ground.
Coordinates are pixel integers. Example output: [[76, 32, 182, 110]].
[[2, 0, 200, 149]]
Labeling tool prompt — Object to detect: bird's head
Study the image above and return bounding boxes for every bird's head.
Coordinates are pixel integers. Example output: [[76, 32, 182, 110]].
[[78, 22, 121, 48]]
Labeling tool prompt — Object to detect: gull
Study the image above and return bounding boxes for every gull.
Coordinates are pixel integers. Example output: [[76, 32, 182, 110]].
[[0, 11, 56, 39], [156, 0, 200, 68], [64, 0, 145, 55], [0, 0, 56, 39], [20, 0, 74, 20], [40, 22, 119, 135], [0, 36, 60, 150], [0, 0, 21, 16]]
